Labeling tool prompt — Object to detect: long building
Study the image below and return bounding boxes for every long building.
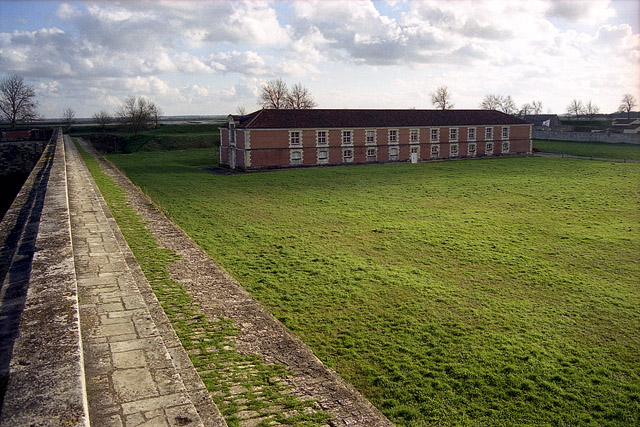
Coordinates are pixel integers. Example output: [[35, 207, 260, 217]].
[[219, 109, 532, 170]]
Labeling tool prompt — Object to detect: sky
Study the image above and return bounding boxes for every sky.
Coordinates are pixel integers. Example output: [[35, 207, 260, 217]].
[[0, 0, 638, 118]]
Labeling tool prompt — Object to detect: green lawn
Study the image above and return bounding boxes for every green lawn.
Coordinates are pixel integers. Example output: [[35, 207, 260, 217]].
[[533, 139, 640, 160], [108, 149, 640, 426]]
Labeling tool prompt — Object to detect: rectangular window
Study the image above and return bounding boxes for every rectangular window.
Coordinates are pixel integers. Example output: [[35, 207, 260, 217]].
[[342, 149, 353, 162], [431, 145, 439, 157], [318, 150, 328, 160], [389, 146, 399, 161], [410, 129, 419, 143], [290, 131, 301, 146], [431, 128, 439, 142], [486, 142, 493, 153], [366, 148, 377, 161], [468, 128, 476, 141], [410, 146, 419, 154], [389, 129, 398, 144], [316, 130, 327, 146], [502, 142, 509, 153], [468, 143, 476, 155], [486, 127, 493, 140], [366, 130, 376, 145], [229, 122, 236, 144], [290, 150, 302, 165], [342, 130, 352, 145], [502, 127, 509, 139], [450, 144, 458, 156], [450, 128, 458, 142]]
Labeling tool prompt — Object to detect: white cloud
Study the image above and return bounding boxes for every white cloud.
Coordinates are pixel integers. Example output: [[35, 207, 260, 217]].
[[546, 0, 615, 24], [0, 0, 637, 117]]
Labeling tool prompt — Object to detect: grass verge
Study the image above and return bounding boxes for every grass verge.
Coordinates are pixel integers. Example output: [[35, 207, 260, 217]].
[[74, 140, 328, 426], [533, 139, 640, 160], [108, 148, 640, 426]]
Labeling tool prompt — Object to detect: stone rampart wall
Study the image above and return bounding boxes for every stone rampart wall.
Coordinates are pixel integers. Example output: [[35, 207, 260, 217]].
[[0, 129, 89, 426], [533, 130, 640, 144], [0, 140, 48, 176]]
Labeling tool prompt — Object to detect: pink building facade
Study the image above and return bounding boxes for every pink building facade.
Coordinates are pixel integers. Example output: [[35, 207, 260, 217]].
[[220, 109, 532, 170]]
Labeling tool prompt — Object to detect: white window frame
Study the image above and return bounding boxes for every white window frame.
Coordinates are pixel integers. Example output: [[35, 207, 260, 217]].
[[468, 128, 476, 141], [317, 148, 329, 164], [502, 141, 510, 153], [410, 129, 419, 143], [449, 128, 458, 142], [342, 130, 353, 146], [229, 122, 236, 145], [365, 129, 376, 145], [290, 149, 303, 165], [486, 142, 494, 154], [430, 144, 440, 158], [389, 146, 399, 161], [450, 143, 459, 157], [431, 128, 439, 142], [289, 130, 302, 147], [316, 130, 328, 146], [342, 148, 354, 163], [486, 127, 493, 140], [502, 126, 509, 139], [366, 147, 377, 162], [388, 129, 399, 145], [468, 142, 476, 157]]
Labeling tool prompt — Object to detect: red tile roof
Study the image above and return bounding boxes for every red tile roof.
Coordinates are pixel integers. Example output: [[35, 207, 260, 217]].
[[230, 109, 530, 129]]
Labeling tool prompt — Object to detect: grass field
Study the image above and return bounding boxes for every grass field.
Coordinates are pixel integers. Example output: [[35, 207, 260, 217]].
[[533, 139, 640, 160], [108, 149, 640, 426]]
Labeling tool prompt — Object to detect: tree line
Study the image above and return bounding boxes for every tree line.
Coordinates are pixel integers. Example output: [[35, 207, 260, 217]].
[[1, 74, 637, 130]]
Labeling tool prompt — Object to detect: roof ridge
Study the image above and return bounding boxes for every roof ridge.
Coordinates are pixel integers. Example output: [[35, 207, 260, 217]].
[[243, 109, 264, 128]]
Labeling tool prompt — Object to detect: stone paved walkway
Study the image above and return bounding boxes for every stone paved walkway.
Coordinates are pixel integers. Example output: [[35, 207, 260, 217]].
[[65, 135, 226, 427], [73, 137, 393, 427]]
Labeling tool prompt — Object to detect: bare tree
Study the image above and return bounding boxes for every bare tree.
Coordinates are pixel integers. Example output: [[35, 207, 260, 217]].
[[431, 86, 454, 110], [0, 74, 39, 128], [115, 96, 154, 136], [566, 99, 585, 120], [260, 79, 289, 109], [93, 110, 111, 132], [149, 102, 163, 129], [480, 94, 502, 110], [619, 93, 637, 119], [531, 100, 543, 114], [62, 108, 75, 132], [236, 106, 247, 115], [519, 103, 533, 117], [499, 95, 517, 115], [285, 83, 317, 109], [585, 100, 600, 126]]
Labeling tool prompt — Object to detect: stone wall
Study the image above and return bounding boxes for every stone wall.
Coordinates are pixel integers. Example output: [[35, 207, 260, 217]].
[[0, 129, 89, 426], [0, 140, 48, 176], [533, 130, 640, 144]]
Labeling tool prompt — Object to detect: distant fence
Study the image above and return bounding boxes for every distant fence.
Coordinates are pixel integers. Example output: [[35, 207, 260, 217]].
[[533, 130, 640, 144]]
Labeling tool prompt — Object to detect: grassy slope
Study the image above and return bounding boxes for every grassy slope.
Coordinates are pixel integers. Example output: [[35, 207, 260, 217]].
[[109, 149, 640, 426], [533, 139, 640, 160]]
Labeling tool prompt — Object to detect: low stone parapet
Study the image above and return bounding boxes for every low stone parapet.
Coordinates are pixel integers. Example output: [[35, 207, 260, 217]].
[[0, 129, 89, 426]]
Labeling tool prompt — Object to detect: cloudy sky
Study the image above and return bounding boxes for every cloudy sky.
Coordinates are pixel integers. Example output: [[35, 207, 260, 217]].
[[1, 0, 638, 118]]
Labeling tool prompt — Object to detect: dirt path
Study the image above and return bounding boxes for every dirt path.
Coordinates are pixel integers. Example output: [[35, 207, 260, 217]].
[[78, 138, 393, 427]]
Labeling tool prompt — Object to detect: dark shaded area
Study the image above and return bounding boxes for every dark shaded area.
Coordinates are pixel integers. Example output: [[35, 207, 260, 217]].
[[0, 173, 29, 222]]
